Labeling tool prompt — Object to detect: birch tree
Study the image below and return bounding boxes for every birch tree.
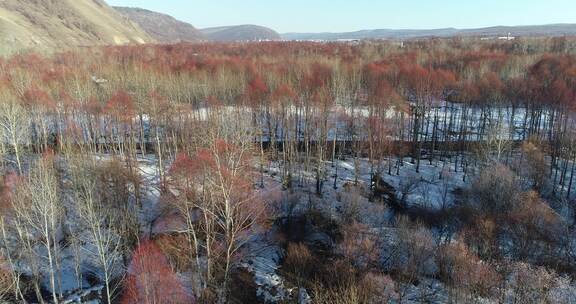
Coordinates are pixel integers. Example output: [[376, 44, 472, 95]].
[[70, 157, 125, 304], [11, 155, 63, 303], [0, 90, 30, 174]]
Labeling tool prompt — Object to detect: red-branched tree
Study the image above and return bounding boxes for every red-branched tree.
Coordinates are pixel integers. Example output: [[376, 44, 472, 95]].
[[122, 240, 193, 304], [105, 90, 136, 156], [168, 138, 267, 300], [106, 90, 135, 123]]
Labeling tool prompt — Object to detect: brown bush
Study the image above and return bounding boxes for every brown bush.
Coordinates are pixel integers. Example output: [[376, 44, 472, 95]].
[[507, 191, 563, 261], [0, 258, 15, 301], [283, 242, 317, 285], [437, 241, 502, 298], [95, 158, 142, 210], [461, 216, 498, 260], [154, 234, 193, 273], [339, 185, 365, 223], [506, 262, 557, 303], [339, 222, 379, 271], [471, 164, 521, 215], [311, 270, 399, 304], [520, 141, 549, 191], [466, 166, 566, 264], [320, 259, 357, 288], [359, 272, 399, 304], [390, 217, 437, 282], [311, 281, 363, 304]]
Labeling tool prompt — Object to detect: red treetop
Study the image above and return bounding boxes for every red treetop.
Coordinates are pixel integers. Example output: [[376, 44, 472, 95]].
[[272, 84, 297, 102], [121, 240, 193, 304], [246, 75, 269, 105], [105, 90, 135, 122], [303, 63, 332, 94], [169, 153, 201, 181], [22, 85, 56, 109]]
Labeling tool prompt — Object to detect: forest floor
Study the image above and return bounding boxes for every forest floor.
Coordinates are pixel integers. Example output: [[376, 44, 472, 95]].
[[51, 152, 576, 303]]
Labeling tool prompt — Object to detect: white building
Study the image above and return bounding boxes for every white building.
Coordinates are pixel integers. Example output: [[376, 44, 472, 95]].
[[498, 33, 516, 40]]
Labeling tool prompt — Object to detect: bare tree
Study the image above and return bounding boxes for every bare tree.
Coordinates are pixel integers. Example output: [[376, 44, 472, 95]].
[[168, 107, 268, 301], [470, 164, 521, 214], [398, 172, 421, 207], [0, 90, 30, 174], [390, 217, 437, 289], [11, 155, 63, 303], [70, 157, 125, 304], [477, 119, 512, 165]]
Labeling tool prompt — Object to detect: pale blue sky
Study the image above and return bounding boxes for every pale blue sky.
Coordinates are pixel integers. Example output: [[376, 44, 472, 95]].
[[107, 0, 576, 33]]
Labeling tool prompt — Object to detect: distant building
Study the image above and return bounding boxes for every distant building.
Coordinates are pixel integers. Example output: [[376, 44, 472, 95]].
[[480, 33, 516, 41], [498, 33, 515, 40], [336, 39, 361, 44]]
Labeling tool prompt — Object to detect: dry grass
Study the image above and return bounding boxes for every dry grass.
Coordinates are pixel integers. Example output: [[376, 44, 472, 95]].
[[0, 0, 152, 55]]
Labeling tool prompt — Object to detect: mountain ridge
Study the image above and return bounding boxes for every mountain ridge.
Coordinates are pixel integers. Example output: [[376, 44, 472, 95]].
[[115, 6, 281, 42], [282, 23, 576, 40], [200, 24, 281, 41], [114, 6, 205, 42]]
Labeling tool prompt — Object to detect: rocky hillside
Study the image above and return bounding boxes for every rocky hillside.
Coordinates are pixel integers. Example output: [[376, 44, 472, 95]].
[[201, 25, 281, 42], [0, 0, 152, 55], [114, 6, 205, 42]]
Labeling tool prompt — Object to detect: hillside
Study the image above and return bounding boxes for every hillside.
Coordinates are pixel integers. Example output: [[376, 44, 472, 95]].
[[283, 23, 576, 40], [0, 0, 152, 55], [114, 7, 205, 42], [201, 25, 281, 42], [113, 7, 279, 42]]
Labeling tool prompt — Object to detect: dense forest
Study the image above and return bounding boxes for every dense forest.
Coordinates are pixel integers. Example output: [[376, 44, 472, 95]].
[[0, 37, 574, 303]]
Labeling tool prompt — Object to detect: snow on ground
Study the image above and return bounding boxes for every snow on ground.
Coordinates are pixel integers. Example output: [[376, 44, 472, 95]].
[[269, 156, 465, 213], [379, 160, 466, 210], [248, 157, 464, 302], [134, 155, 164, 230], [31, 154, 166, 303], [61, 285, 103, 304], [255, 156, 475, 303], [43, 151, 472, 303], [396, 278, 450, 304], [241, 229, 288, 303], [48, 150, 573, 303]]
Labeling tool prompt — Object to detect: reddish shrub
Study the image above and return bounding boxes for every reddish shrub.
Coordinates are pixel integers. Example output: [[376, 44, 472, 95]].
[[438, 241, 502, 298], [122, 240, 193, 304]]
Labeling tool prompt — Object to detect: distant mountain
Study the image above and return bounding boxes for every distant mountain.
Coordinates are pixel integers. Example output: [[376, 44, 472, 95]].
[[201, 25, 281, 42], [115, 7, 280, 43], [0, 0, 152, 55], [459, 24, 576, 37], [282, 29, 459, 41], [114, 7, 205, 42], [282, 24, 576, 40]]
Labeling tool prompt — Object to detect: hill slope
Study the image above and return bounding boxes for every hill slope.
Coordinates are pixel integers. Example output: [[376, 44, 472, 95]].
[[0, 0, 152, 55], [283, 24, 576, 40], [114, 6, 204, 42], [201, 25, 281, 42]]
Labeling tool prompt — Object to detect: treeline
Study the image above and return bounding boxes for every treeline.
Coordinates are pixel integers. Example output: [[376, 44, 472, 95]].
[[0, 38, 574, 194]]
